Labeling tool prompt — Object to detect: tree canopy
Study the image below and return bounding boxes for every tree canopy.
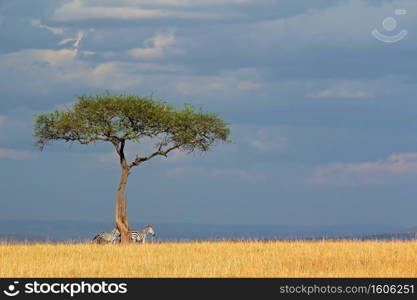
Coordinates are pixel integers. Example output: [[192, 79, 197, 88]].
[[34, 94, 230, 168]]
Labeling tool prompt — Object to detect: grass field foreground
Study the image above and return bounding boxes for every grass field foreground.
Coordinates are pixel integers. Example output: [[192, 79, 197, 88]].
[[1, 240, 416, 277]]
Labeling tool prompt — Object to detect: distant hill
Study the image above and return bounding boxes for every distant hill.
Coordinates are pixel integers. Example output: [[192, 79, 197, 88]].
[[0, 220, 408, 242], [360, 228, 417, 241], [0, 234, 51, 243]]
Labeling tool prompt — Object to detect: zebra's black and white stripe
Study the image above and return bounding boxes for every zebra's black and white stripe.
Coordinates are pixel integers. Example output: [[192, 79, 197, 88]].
[[130, 225, 156, 243], [92, 228, 120, 244]]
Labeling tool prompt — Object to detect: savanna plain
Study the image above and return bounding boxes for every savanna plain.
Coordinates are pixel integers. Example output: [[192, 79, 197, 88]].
[[1, 241, 416, 278]]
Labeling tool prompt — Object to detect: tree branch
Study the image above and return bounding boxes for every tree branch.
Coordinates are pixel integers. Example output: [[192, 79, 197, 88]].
[[96, 135, 112, 142], [129, 144, 180, 168], [114, 139, 129, 169]]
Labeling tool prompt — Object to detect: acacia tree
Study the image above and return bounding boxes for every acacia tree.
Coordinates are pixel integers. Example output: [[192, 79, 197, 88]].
[[34, 94, 230, 243]]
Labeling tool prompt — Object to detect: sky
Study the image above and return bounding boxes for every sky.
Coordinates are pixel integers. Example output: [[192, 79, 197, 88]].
[[1, 0, 417, 227]]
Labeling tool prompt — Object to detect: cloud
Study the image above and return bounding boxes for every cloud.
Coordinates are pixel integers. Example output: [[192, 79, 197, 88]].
[[248, 127, 288, 152], [18, 48, 77, 66], [0, 49, 79, 94], [53, 0, 234, 21], [0, 148, 36, 160], [0, 46, 258, 96], [82, 51, 96, 56], [128, 32, 177, 59], [85, 62, 145, 89], [308, 81, 376, 99], [0, 49, 146, 91], [30, 19, 64, 35], [58, 38, 74, 46], [0, 45, 260, 103], [175, 68, 262, 96], [58, 31, 86, 55], [253, 1, 380, 46], [312, 153, 417, 187], [110, 0, 252, 6], [165, 166, 262, 181], [30, 18, 89, 56]]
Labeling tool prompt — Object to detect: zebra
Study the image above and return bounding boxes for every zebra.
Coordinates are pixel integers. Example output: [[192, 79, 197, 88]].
[[92, 228, 120, 244], [130, 225, 156, 243]]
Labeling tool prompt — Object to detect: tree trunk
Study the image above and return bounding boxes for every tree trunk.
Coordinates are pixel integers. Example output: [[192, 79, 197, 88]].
[[115, 141, 131, 243]]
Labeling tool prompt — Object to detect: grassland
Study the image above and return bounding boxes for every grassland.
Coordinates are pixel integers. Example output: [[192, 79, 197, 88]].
[[1, 240, 416, 277]]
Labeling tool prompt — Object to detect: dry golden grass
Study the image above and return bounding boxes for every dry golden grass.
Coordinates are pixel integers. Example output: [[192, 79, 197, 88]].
[[1, 240, 417, 277]]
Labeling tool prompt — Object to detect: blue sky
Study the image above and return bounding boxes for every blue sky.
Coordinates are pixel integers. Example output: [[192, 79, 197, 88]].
[[1, 0, 417, 227]]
